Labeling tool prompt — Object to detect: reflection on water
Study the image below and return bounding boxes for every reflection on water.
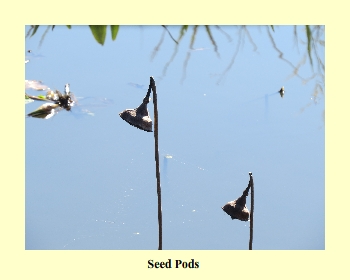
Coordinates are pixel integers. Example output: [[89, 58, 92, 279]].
[[243, 88, 284, 121], [25, 49, 44, 64], [160, 150, 207, 190], [127, 82, 146, 90]]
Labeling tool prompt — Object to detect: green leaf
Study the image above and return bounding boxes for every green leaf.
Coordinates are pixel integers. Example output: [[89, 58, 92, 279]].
[[110, 25, 119, 41], [66, 25, 71, 29], [25, 94, 34, 104], [31, 25, 40, 37], [306, 25, 313, 66], [178, 25, 188, 41], [167, 25, 188, 44], [89, 25, 107, 45]]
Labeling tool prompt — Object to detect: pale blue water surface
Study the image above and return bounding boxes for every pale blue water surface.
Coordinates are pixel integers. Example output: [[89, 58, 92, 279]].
[[25, 25, 324, 250]]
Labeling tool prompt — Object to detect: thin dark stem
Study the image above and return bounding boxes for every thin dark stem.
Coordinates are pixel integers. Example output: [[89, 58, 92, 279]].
[[249, 172, 254, 250], [150, 76, 162, 250]]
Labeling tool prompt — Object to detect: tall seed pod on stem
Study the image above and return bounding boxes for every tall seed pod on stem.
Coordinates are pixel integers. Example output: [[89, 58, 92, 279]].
[[222, 172, 254, 249], [119, 77, 163, 249]]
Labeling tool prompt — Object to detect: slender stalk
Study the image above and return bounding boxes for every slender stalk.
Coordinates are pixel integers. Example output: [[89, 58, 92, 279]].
[[249, 172, 254, 250], [150, 76, 162, 250]]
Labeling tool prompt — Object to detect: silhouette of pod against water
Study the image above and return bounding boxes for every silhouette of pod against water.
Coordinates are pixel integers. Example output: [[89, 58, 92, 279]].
[[119, 89, 152, 132], [222, 179, 251, 221]]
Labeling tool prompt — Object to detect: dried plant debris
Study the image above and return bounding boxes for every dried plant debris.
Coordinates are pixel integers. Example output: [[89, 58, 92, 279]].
[[26, 84, 75, 119]]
